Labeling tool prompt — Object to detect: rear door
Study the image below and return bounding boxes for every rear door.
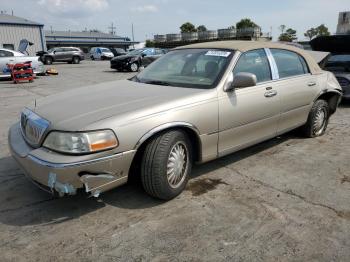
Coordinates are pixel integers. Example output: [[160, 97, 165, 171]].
[[268, 48, 319, 134], [218, 49, 280, 156]]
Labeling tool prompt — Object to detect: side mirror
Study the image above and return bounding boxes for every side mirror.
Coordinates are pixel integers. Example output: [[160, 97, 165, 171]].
[[225, 72, 257, 92]]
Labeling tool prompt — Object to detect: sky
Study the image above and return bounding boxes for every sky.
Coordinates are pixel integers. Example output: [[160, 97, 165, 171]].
[[1, 0, 349, 41]]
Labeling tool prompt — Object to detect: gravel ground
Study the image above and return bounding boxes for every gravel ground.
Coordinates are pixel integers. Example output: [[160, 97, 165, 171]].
[[0, 61, 349, 262]]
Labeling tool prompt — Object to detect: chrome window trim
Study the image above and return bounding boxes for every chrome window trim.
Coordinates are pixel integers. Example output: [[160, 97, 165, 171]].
[[264, 48, 279, 80]]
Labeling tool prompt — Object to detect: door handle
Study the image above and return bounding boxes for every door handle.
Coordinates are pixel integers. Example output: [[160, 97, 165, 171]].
[[308, 82, 316, 87], [264, 90, 277, 98]]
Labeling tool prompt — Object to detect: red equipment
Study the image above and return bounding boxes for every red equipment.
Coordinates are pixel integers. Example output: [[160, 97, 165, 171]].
[[7, 61, 34, 84]]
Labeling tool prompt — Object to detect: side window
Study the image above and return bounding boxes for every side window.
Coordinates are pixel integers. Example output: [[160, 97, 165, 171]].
[[0, 50, 14, 57], [3, 44, 14, 50], [270, 49, 309, 78], [233, 49, 271, 83]]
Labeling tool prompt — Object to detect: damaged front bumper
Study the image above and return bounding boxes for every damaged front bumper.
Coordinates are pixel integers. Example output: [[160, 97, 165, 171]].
[[8, 123, 136, 197]]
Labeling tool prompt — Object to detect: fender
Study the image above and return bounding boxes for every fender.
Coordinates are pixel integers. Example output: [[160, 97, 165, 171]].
[[134, 122, 201, 150], [313, 89, 343, 102]]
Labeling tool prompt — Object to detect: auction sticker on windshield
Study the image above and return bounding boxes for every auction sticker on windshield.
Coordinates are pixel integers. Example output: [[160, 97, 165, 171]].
[[205, 50, 231, 57]]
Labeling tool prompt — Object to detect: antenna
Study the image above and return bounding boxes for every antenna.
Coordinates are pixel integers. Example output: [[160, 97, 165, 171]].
[[108, 22, 116, 35]]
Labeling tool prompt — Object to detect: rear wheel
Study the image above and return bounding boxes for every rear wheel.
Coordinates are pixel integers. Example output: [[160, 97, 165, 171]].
[[302, 99, 329, 138], [44, 56, 53, 65], [72, 56, 80, 64], [141, 130, 192, 200]]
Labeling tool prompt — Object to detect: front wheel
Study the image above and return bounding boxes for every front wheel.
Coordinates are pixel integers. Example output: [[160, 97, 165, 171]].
[[130, 62, 139, 72], [301, 99, 329, 138], [72, 56, 80, 64], [141, 130, 192, 200], [44, 57, 53, 65]]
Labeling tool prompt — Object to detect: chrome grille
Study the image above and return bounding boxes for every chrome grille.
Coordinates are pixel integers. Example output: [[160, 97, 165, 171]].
[[336, 76, 350, 88], [20, 108, 50, 147]]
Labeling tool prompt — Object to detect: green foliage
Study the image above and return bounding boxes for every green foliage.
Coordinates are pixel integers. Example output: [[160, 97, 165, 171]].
[[180, 22, 197, 33], [236, 18, 258, 29], [316, 24, 331, 36], [304, 24, 330, 40], [278, 28, 297, 42], [197, 25, 207, 32], [145, 40, 155, 48]]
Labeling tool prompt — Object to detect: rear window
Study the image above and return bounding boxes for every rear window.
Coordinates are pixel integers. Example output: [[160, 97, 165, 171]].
[[270, 49, 309, 78], [325, 54, 350, 72]]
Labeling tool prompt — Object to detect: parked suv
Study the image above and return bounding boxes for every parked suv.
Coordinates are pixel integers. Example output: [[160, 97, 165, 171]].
[[42, 47, 85, 65]]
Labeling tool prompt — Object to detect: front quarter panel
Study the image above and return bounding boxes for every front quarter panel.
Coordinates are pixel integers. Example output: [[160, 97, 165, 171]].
[[85, 90, 219, 163]]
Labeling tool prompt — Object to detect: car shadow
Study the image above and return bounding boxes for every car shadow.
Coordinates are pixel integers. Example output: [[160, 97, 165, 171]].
[[0, 131, 298, 227]]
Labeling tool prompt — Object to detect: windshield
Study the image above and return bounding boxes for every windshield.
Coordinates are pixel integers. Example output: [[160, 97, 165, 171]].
[[128, 49, 145, 56], [134, 49, 233, 89], [100, 48, 111, 53]]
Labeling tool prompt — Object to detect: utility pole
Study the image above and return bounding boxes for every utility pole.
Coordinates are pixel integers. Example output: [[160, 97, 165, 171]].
[[108, 22, 116, 35], [131, 23, 135, 49]]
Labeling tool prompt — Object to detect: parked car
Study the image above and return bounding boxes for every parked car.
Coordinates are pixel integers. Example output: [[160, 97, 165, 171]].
[[110, 48, 166, 72], [310, 35, 350, 99], [9, 41, 342, 200], [323, 54, 350, 99], [110, 48, 127, 57], [90, 47, 114, 60], [0, 48, 45, 78], [41, 47, 85, 65]]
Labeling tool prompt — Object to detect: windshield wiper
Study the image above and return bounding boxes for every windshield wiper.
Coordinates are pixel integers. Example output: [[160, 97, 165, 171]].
[[144, 80, 171, 86]]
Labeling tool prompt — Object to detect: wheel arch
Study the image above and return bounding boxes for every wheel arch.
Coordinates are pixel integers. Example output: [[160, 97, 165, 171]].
[[314, 90, 342, 115]]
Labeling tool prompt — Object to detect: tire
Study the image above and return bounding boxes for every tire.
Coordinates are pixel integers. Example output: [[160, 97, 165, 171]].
[[130, 62, 139, 72], [301, 99, 329, 138], [44, 57, 53, 65], [141, 130, 192, 200], [72, 56, 80, 64]]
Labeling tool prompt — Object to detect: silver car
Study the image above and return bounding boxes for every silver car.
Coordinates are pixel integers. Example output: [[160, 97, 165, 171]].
[[0, 48, 45, 78], [8, 41, 342, 200]]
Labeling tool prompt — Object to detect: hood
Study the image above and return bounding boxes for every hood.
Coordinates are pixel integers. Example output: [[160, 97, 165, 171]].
[[32, 80, 209, 131]]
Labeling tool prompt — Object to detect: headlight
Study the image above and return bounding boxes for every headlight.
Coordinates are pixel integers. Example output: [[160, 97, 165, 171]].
[[43, 130, 118, 154]]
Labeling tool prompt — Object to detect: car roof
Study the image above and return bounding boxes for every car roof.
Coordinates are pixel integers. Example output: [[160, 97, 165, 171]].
[[176, 40, 322, 74]]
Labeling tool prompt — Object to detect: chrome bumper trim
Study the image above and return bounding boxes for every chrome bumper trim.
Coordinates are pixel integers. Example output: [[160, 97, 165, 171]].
[[27, 150, 137, 169]]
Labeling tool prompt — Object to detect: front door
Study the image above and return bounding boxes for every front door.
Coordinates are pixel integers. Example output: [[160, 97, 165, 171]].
[[218, 49, 280, 156]]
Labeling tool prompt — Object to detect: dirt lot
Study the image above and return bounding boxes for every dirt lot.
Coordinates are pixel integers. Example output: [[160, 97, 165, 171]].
[[0, 61, 349, 262]]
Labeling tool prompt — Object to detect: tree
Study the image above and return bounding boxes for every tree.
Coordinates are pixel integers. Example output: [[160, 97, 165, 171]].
[[197, 25, 207, 32], [278, 28, 297, 42], [236, 18, 258, 29], [304, 24, 330, 40], [180, 22, 197, 33], [304, 27, 318, 40], [279, 25, 286, 34], [316, 24, 330, 36], [145, 40, 155, 47]]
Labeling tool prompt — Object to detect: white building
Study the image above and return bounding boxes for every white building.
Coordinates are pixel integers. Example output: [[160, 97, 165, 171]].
[[0, 14, 46, 55], [336, 11, 350, 35]]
